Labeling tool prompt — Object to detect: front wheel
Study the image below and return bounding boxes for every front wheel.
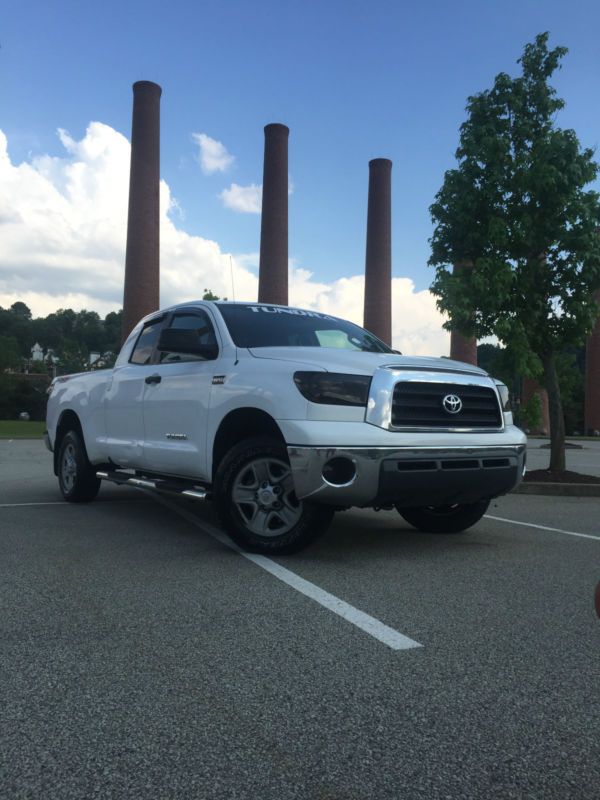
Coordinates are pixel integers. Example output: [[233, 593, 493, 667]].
[[396, 500, 490, 534], [214, 437, 334, 554], [57, 430, 101, 503]]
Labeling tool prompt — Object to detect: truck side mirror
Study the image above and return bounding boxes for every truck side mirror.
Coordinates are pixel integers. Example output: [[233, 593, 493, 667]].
[[157, 328, 218, 360]]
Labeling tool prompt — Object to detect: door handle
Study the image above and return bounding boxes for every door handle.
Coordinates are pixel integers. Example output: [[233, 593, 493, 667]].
[[145, 374, 162, 385]]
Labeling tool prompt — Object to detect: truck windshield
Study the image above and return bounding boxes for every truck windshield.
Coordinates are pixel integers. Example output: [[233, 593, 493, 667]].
[[216, 303, 393, 353]]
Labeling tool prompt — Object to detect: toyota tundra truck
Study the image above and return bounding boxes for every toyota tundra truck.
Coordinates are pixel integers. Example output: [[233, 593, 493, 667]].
[[45, 301, 526, 553]]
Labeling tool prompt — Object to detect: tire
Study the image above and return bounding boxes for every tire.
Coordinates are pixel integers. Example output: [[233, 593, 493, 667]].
[[214, 437, 334, 554], [57, 430, 101, 503], [396, 500, 490, 534]]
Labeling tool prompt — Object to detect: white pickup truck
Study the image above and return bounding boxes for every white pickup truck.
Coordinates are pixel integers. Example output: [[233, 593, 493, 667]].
[[46, 301, 526, 553]]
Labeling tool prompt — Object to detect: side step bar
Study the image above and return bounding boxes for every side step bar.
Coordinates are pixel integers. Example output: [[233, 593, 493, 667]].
[[96, 470, 208, 501]]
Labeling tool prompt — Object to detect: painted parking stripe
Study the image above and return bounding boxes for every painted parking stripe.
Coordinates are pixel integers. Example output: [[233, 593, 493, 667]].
[[0, 500, 151, 508], [0, 502, 69, 508], [485, 514, 600, 542], [151, 493, 422, 652]]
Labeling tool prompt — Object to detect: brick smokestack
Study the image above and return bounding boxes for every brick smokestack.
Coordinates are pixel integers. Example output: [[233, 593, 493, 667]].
[[450, 331, 478, 364], [584, 290, 600, 434], [121, 80, 162, 342], [364, 158, 392, 345], [449, 262, 477, 365], [521, 377, 550, 435], [258, 123, 289, 305]]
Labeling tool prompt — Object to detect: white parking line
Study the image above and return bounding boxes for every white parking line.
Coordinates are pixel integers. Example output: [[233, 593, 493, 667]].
[[485, 515, 600, 542], [151, 494, 422, 652], [0, 502, 68, 508], [0, 500, 151, 508]]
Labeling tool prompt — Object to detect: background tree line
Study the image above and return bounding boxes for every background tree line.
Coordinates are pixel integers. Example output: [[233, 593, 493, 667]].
[[0, 301, 122, 420]]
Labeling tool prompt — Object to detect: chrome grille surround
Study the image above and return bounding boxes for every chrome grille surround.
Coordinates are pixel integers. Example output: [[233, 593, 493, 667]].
[[365, 367, 504, 432]]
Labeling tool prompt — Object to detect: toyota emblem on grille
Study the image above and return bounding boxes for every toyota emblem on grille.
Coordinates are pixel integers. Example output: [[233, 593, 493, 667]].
[[442, 394, 462, 414]]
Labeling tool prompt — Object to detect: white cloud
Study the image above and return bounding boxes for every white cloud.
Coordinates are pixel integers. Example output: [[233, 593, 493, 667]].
[[220, 177, 293, 215], [191, 132, 234, 174], [219, 182, 262, 214], [0, 123, 449, 356], [289, 269, 449, 357]]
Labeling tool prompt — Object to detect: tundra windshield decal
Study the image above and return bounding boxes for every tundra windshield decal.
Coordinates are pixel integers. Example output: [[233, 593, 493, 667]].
[[246, 305, 336, 321]]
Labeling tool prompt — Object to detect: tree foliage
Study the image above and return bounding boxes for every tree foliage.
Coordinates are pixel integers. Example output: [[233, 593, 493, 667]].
[[0, 303, 124, 420], [429, 33, 600, 469], [0, 304, 122, 362]]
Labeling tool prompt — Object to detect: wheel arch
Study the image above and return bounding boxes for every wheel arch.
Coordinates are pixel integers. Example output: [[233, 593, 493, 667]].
[[212, 408, 285, 480]]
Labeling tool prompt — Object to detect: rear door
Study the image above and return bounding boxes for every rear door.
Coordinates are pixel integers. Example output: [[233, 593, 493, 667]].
[[142, 308, 220, 479]]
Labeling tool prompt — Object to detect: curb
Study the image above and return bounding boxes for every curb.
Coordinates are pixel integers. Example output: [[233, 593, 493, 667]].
[[515, 482, 600, 498], [0, 437, 45, 441]]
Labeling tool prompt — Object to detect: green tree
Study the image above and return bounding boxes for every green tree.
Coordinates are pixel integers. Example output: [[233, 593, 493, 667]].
[[0, 305, 33, 356], [73, 310, 103, 352], [102, 310, 123, 354], [0, 335, 21, 372], [429, 33, 600, 471], [10, 301, 32, 319], [476, 343, 517, 393]]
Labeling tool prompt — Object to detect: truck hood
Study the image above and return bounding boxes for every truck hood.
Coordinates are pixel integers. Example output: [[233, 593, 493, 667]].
[[247, 347, 487, 377]]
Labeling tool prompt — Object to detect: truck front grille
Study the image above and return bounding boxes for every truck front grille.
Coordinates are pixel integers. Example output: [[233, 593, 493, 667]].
[[391, 382, 502, 429]]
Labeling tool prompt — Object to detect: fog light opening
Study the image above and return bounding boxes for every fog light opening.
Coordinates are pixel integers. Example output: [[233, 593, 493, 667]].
[[322, 457, 357, 487]]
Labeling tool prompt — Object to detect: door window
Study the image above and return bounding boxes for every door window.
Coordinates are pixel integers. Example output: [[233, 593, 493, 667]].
[[130, 318, 164, 365], [159, 311, 218, 363]]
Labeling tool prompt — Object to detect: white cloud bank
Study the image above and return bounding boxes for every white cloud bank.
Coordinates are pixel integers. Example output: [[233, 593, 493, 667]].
[[0, 123, 449, 356], [192, 132, 234, 174]]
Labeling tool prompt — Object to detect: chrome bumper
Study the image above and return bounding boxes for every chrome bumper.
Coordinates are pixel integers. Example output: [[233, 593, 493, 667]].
[[287, 444, 527, 508]]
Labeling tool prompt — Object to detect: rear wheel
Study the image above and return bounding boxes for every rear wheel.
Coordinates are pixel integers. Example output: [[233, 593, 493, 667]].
[[396, 500, 489, 533], [215, 437, 334, 554], [57, 430, 101, 503]]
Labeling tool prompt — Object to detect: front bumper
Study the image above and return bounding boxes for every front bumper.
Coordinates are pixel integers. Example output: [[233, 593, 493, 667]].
[[287, 444, 526, 508]]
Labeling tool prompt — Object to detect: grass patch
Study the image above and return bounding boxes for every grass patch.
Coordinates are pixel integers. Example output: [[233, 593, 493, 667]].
[[0, 420, 45, 439]]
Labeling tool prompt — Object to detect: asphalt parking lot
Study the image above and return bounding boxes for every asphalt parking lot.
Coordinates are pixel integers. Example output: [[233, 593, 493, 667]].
[[1, 441, 599, 800]]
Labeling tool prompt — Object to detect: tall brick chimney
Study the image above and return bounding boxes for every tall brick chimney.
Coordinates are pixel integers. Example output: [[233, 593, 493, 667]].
[[449, 262, 477, 365], [521, 377, 550, 435], [584, 290, 600, 434], [363, 158, 392, 345], [258, 123, 289, 305], [121, 80, 162, 342]]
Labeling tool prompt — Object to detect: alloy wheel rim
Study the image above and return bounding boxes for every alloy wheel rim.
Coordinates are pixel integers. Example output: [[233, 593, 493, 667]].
[[232, 457, 302, 537], [61, 443, 77, 490]]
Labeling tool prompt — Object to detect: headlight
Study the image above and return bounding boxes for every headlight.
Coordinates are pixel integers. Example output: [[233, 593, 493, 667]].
[[495, 381, 511, 411], [293, 372, 372, 406]]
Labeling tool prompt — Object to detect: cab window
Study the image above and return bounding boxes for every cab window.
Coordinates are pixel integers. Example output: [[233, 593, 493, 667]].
[[159, 311, 218, 363]]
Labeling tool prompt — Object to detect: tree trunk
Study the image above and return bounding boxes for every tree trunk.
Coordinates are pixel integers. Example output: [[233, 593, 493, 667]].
[[541, 351, 566, 472]]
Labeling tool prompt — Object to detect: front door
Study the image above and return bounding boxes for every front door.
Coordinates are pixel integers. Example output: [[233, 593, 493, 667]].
[[142, 309, 220, 479]]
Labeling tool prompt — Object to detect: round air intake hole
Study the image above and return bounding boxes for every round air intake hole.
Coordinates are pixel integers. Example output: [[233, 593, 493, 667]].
[[322, 457, 356, 487]]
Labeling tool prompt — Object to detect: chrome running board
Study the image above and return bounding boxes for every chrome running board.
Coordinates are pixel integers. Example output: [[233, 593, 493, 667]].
[[96, 470, 208, 501]]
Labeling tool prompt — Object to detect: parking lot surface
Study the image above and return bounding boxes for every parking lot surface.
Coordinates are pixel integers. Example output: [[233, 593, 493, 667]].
[[1, 441, 599, 799], [526, 437, 600, 476]]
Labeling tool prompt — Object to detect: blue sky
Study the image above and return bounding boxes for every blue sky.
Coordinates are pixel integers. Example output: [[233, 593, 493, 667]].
[[1, 0, 599, 352]]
